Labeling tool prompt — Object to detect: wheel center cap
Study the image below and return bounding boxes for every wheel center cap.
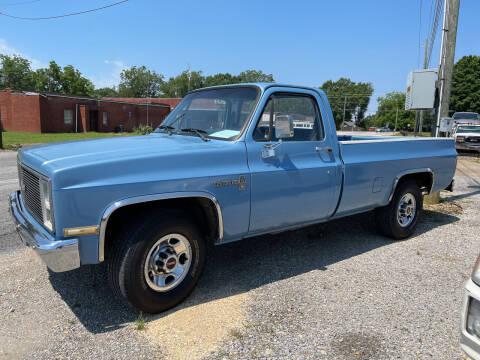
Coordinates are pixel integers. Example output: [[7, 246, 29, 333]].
[[166, 257, 177, 270]]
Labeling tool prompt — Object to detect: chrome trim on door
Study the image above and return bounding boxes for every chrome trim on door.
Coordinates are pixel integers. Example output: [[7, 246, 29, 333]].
[[98, 192, 224, 262]]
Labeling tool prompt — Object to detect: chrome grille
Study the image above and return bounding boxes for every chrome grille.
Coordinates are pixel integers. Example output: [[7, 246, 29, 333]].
[[466, 136, 480, 143], [20, 165, 44, 225]]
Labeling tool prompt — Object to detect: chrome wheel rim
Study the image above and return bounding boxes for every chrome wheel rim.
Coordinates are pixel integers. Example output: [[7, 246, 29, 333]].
[[397, 193, 417, 228], [144, 233, 192, 292]]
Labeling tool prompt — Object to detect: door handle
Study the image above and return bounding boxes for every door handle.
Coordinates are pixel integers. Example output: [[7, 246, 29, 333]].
[[315, 146, 332, 152]]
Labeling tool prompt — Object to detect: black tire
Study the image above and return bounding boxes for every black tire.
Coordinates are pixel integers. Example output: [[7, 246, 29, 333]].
[[107, 210, 206, 313], [375, 180, 423, 240]]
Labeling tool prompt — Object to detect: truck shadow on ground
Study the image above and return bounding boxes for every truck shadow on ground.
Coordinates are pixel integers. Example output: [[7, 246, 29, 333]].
[[47, 208, 460, 334]]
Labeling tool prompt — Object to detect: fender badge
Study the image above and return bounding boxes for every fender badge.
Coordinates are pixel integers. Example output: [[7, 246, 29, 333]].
[[214, 175, 246, 191]]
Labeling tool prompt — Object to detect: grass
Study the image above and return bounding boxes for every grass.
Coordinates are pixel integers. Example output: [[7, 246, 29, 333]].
[[1, 130, 132, 150], [135, 312, 146, 331], [229, 328, 244, 340]]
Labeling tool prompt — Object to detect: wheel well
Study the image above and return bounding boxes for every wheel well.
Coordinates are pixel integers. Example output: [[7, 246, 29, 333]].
[[397, 172, 434, 195], [103, 197, 219, 260]]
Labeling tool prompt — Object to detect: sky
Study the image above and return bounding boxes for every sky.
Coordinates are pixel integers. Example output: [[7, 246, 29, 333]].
[[0, 0, 479, 114]]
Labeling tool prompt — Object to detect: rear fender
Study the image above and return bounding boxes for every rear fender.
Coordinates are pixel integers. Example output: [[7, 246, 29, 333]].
[[388, 168, 434, 202]]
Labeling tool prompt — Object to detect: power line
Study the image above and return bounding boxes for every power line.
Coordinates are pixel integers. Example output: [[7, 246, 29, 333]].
[[417, 0, 423, 68], [0, 0, 128, 20], [426, 0, 443, 67], [426, 0, 435, 47]]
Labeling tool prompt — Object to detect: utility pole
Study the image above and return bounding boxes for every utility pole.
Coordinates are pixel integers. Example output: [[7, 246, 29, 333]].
[[342, 96, 347, 125], [426, 0, 460, 206], [414, 111, 419, 135], [394, 107, 399, 131], [418, 38, 429, 135], [435, 0, 460, 137], [146, 98, 149, 127], [187, 67, 191, 93]]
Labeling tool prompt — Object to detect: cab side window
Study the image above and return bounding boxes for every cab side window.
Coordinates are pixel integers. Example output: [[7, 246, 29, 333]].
[[253, 94, 323, 141]]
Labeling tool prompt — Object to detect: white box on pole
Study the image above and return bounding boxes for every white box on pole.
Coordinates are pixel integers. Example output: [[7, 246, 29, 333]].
[[439, 117, 454, 133], [405, 69, 438, 110]]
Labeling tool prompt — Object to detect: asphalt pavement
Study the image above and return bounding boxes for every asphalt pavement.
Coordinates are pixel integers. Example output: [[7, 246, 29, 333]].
[[0, 152, 21, 253]]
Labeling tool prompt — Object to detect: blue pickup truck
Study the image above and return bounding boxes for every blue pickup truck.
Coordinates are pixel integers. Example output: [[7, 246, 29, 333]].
[[9, 83, 457, 313]]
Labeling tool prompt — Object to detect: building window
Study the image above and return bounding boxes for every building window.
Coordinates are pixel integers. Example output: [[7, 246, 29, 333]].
[[103, 112, 108, 126], [64, 109, 73, 126]]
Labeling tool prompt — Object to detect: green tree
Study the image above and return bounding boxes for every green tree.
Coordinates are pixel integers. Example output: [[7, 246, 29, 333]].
[[320, 78, 373, 129], [60, 65, 94, 97], [0, 54, 35, 90], [33, 62, 93, 96], [33, 61, 62, 93], [450, 55, 480, 115], [373, 92, 415, 130], [118, 66, 164, 98], [160, 70, 204, 97], [204, 72, 239, 87], [237, 69, 274, 83], [94, 86, 119, 98], [159, 69, 275, 97], [359, 114, 375, 129]]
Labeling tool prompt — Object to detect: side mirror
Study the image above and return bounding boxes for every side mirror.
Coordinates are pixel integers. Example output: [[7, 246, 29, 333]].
[[275, 115, 294, 139]]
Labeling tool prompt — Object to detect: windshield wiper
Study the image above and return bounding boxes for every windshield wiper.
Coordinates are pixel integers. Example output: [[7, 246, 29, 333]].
[[180, 128, 210, 142], [155, 112, 186, 134], [156, 124, 175, 133]]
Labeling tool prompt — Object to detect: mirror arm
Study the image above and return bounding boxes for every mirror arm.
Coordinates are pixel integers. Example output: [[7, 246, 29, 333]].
[[268, 96, 275, 141]]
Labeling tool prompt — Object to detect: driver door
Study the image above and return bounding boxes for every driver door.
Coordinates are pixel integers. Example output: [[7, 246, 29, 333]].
[[246, 90, 341, 235]]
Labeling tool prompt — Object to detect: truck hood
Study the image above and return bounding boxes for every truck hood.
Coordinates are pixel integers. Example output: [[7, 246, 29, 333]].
[[19, 133, 238, 189]]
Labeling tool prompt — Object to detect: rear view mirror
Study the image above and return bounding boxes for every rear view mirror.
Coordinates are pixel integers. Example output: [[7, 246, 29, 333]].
[[275, 115, 294, 139]]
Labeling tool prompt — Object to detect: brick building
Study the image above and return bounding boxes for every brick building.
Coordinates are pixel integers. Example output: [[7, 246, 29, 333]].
[[0, 89, 173, 133]]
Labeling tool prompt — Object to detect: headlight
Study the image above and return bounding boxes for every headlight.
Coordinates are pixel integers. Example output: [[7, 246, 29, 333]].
[[467, 297, 480, 339], [39, 178, 54, 232], [456, 136, 465, 142], [472, 255, 480, 286]]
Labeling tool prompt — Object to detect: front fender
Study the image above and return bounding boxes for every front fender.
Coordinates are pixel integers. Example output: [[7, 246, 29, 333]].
[[97, 191, 223, 262]]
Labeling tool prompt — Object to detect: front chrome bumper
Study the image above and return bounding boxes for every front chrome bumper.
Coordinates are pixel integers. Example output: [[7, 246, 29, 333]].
[[8, 191, 80, 272], [456, 143, 480, 152], [461, 279, 480, 360]]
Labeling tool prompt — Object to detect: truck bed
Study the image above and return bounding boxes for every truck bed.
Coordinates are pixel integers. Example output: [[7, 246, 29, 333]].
[[333, 136, 457, 218]]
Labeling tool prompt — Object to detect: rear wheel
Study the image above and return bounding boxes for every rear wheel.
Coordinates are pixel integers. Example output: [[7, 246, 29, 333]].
[[375, 180, 423, 239], [107, 210, 206, 313]]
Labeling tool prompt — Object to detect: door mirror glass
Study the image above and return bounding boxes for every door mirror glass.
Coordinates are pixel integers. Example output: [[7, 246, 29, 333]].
[[275, 115, 294, 139]]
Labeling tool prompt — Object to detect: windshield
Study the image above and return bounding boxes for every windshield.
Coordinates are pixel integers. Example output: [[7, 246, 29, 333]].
[[453, 113, 479, 120], [457, 126, 480, 134], [155, 87, 259, 140]]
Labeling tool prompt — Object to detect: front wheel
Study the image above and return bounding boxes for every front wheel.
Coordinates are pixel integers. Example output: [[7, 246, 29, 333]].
[[375, 180, 423, 239], [107, 211, 206, 313]]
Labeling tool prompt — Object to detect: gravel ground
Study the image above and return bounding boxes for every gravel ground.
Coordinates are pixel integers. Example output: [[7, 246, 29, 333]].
[[205, 157, 480, 360], [0, 150, 479, 360], [0, 151, 161, 359]]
